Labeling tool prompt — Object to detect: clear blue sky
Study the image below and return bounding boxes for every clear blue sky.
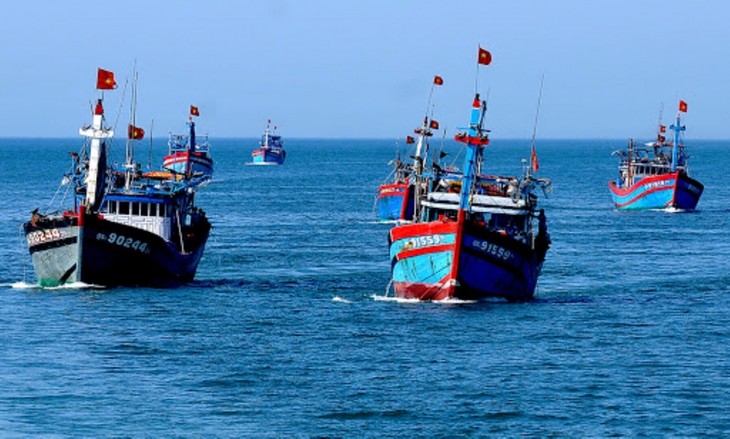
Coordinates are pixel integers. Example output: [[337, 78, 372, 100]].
[[2, 0, 729, 139]]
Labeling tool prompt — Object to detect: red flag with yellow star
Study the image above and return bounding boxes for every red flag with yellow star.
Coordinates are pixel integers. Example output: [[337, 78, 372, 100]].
[[478, 47, 492, 65], [128, 124, 145, 140], [96, 68, 117, 90]]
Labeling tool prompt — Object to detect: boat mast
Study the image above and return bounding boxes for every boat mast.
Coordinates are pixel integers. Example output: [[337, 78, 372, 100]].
[[80, 68, 116, 211], [263, 119, 271, 149], [528, 74, 545, 178], [125, 71, 138, 190], [669, 101, 686, 173], [186, 109, 197, 179], [627, 138, 634, 186], [412, 75, 442, 220], [458, 95, 486, 211]]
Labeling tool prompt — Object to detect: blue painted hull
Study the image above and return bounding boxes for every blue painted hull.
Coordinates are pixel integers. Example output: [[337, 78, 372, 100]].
[[251, 148, 286, 165], [375, 183, 413, 222], [608, 171, 703, 210], [389, 218, 549, 301]]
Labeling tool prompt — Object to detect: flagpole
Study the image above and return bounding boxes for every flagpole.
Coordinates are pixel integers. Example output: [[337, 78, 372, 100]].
[[529, 74, 545, 176], [425, 82, 435, 121], [475, 44, 480, 94]]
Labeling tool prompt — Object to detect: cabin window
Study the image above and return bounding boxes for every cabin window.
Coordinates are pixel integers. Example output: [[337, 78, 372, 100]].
[[119, 202, 129, 215], [131, 202, 139, 216], [141, 203, 148, 217], [107, 201, 115, 214]]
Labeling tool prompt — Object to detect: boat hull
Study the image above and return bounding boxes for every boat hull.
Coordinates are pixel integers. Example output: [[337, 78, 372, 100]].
[[162, 151, 213, 177], [608, 171, 703, 210], [24, 212, 210, 287], [376, 182, 413, 222], [251, 148, 285, 165], [389, 217, 548, 302]]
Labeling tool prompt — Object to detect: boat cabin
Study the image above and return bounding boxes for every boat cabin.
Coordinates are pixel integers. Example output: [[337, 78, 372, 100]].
[[101, 195, 175, 240]]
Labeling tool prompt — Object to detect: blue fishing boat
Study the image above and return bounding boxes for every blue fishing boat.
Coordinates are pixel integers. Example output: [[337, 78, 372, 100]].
[[388, 53, 551, 302], [608, 100, 703, 210], [388, 96, 551, 301], [22, 69, 211, 287], [163, 105, 213, 178], [375, 75, 444, 222], [250, 119, 285, 165], [375, 152, 413, 222]]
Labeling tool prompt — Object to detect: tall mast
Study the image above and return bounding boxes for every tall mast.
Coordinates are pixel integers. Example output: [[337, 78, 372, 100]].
[[457, 95, 487, 211], [528, 74, 545, 177], [669, 101, 686, 172], [186, 113, 197, 179], [80, 70, 117, 211], [411, 75, 443, 220], [125, 70, 138, 190]]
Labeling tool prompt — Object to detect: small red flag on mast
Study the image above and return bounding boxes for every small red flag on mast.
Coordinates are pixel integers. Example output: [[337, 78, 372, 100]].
[[96, 68, 117, 90], [429, 119, 440, 130], [190, 105, 200, 117], [433, 75, 444, 85], [659, 125, 666, 133], [406, 135, 415, 144], [678, 100, 688, 113], [478, 47, 492, 65], [128, 124, 145, 140], [531, 146, 539, 172]]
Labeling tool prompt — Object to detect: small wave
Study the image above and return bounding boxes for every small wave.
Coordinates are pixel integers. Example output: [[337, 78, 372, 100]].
[[434, 297, 478, 305], [371, 294, 421, 303], [45, 282, 105, 290], [332, 296, 352, 303], [364, 219, 414, 225], [8, 281, 105, 290], [372, 294, 476, 304], [6, 281, 35, 289]]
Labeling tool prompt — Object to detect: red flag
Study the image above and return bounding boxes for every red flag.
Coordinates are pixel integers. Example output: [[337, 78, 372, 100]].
[[429, 119, 439, 130], [433, 75, 444, 86], [190, 105, 200, 117], [96, 68, 117, 90], [679, 100, 688, 113], [406, 135, 415, 144], [128, 124, 145, 140], [478, 47, 492, 65], [659, 125, 666, 133], [657, 134, 666, 143], [531, 146, 539, 172]]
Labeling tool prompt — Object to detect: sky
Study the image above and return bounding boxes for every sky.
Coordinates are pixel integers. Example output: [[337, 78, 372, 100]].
[[2, 0, 729, 140]]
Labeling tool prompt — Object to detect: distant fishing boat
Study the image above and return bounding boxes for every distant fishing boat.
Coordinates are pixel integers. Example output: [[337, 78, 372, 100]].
[[22, 68, 211, 287], [249, 119, 285, 165], [608, 100, 703, 211], [388, 49, 552, 302], [375, 75, 444, 222], [375, 152, 413, 222], [163, 105, 213, 177]]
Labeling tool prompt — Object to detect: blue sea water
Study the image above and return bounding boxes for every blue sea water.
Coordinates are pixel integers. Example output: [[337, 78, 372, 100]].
[[1, 137, 729, 437]]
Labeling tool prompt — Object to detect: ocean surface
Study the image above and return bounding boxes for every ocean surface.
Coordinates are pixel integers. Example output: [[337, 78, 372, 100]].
[[1, 137, 729, 437]]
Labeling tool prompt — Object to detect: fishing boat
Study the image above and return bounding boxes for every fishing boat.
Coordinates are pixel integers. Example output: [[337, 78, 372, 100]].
[[375, 75, 444, 222], [163, 105, 213, 177], [388, 51, 551, 301], [608, 100, 703, 210], [375, 150, 413, 222], [250, 119, 285, 165], [22, 68, 211, 287]]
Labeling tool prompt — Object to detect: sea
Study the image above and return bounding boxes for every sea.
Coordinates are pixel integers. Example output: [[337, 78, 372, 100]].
[[0, 136, 729, 437]]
